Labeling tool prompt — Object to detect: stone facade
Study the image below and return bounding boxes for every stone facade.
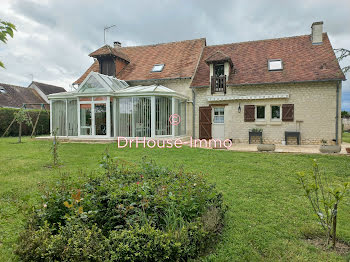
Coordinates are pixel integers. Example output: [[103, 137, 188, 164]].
[[192, 81, 342, 145]]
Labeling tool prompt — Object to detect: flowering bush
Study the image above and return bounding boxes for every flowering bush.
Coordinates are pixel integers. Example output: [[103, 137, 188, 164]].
[[16, 157, 226, 261]]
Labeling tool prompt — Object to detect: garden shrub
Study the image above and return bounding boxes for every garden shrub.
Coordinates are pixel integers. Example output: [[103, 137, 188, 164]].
[[0, 107, 49, 136], [16, 158, 227, 261]]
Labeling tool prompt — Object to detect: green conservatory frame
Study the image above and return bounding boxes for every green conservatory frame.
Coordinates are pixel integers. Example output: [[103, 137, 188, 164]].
[[48, 72, 188, 139]]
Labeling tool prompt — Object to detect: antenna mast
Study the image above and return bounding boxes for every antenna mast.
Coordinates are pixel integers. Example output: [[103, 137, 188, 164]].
[[104, 24, 116, 44]]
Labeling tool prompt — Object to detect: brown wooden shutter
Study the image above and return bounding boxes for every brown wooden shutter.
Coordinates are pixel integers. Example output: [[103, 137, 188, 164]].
[[244, 105, 255, 122], [199, 106, 212, 139], [282, 104, 294, 121]]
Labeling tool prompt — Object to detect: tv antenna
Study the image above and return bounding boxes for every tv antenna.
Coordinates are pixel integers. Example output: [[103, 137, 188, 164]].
[[104, 24, 116, 44]]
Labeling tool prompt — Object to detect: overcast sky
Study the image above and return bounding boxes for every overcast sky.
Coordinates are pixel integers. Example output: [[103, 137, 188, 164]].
[[0, 0, 349, 109]]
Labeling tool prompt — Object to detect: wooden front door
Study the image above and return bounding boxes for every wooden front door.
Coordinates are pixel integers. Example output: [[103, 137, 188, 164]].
[[199, 106, 212, 139]]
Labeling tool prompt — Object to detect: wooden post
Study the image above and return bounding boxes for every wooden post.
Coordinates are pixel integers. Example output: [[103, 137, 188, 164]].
[[333, 203, 337, 249], [2, 117, 16, 137], [31, 110, 42, 138]]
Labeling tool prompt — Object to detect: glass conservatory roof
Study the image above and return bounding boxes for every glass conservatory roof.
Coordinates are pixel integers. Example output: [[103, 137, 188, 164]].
[[48, 72, 188, 100]]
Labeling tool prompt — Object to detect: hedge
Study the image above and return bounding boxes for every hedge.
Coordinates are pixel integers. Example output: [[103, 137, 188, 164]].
[[0, 108, 50, 137]]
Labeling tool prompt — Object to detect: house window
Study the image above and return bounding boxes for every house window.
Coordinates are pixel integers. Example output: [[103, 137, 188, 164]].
[[271, 105, 281, 120], [99, 57, 116, 76], [213, 108, 224, 123], [214, 64, 225, 77], [268, 59, 283, 71], [152, 64, 164, 72], [256, 106, 265, 120]]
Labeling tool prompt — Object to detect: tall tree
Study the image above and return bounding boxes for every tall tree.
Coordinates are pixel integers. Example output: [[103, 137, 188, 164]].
[[0, 19, 16, 68], [335, 48, 350, 74]]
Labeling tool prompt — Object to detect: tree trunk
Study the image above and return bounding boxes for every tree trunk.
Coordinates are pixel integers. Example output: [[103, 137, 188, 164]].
[[333, 203, 338, 249], [18, 122, 22, 143]]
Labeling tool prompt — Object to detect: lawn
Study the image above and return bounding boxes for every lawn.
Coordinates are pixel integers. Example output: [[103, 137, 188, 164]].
[[343, 132, 350, 143], [0, 137, 349, 261]]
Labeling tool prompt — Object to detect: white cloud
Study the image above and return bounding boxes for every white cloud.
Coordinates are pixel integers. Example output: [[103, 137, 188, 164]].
[[0, 0, 349, 98]]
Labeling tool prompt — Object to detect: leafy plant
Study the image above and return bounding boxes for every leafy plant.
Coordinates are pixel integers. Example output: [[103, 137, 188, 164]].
[[16, 154, 227, 261], [297, 159, 349, 248], [0, 19, 16, 68], [251, 128, 263, 133], [14, 108, 32, 143]]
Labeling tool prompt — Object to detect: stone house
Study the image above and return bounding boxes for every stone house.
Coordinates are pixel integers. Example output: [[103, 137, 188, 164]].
[[49, 21, 345, 144]]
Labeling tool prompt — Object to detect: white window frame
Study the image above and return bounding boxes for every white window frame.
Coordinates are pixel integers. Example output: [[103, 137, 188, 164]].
[[271, 105, 281, 121], [256, 105, 266, 121], [151, 64, 165, 72], [78, 96, 110, 137], [213, 107, 225, 124], [268, 59, 283, 71]]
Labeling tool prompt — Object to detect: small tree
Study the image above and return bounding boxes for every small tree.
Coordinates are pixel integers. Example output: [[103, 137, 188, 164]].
[[14, 109, 32, 143], [0, 19, 16, 68], [297, 160, 349, 248], [50, 129, 59, 167]]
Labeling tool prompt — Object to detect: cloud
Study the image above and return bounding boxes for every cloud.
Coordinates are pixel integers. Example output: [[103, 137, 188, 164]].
[[0, 0, 349, 102]]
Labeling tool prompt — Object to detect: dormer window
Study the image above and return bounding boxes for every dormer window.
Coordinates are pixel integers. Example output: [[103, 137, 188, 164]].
[[268, 59, 283, 71], [151, 64, 164, 72], [214, 64, 225, 77], [99, 57, 116, 77]]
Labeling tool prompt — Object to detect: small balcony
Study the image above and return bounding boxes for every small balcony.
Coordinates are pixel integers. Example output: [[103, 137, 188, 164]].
[[211, 75, 226, 94]]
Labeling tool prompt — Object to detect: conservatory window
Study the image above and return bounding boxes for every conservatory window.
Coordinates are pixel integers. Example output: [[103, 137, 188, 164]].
[[52, 100, 66, 136], [95, 103, 107, 135], [174, 99, 186, 136], [67, 100, 78, 136], [156, 97, 172, 136], [133, 97, 151, 137], [118, 97, 133, 137], [80, 104, 92, 135]]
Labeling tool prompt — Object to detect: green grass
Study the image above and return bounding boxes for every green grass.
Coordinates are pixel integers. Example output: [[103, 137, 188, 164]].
[[0, 137, 349, 261], [343, 132, 350, 143]]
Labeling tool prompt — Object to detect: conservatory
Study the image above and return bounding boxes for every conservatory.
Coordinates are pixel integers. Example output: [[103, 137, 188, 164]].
[[48, 72, 187, 139]]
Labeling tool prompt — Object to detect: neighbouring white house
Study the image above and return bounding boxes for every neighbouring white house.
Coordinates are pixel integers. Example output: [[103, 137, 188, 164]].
[[48, 21, 346, 144]]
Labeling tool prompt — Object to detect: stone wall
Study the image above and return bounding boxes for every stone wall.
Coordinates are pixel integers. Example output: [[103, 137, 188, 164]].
[[193, 81, 341, 145]]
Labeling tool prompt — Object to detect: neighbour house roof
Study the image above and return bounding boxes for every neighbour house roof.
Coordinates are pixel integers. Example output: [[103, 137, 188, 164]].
[[191, 33, 345, 87], [31, 81, 66, 95], [89, 45, 130, 63], [74, 38, 206, 84], [0, 83, 47, 109]]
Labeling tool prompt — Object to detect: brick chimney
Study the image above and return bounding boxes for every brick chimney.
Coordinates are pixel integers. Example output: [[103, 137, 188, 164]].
[[114, 41, 121, 48], [311, 21, 323, 44]]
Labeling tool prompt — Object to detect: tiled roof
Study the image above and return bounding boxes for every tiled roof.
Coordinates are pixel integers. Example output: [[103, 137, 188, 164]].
[[74, 38, 206, 84], [191, 33, 345, 87], [89, 45, 130, 63], [32, 81, 66, 95], [205, 50, 233, 66], [0, 83, 47, 109]]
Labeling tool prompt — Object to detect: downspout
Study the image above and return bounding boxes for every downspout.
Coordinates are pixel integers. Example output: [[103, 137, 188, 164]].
[[335, 81, 340, 145], [192, 87, 196, 138]]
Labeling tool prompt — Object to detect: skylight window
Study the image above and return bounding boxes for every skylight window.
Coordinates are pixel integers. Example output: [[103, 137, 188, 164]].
[[268, 59, 283, 71], [151, 64, 164, 72], [0, 87, 6, 94]]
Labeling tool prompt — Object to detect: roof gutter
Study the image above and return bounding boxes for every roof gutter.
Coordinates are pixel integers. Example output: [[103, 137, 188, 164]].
[[191, 78, 346, 89], [127, 77, 191, 84], [335, 81, 341, 145]]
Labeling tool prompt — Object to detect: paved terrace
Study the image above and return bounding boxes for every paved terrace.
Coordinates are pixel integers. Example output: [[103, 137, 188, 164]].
[[36, 136, 350, 155]]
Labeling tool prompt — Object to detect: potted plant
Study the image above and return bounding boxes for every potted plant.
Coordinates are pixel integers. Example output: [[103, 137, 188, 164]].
[[319, 139, 341, 153], [249, 128, 263, 144]]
